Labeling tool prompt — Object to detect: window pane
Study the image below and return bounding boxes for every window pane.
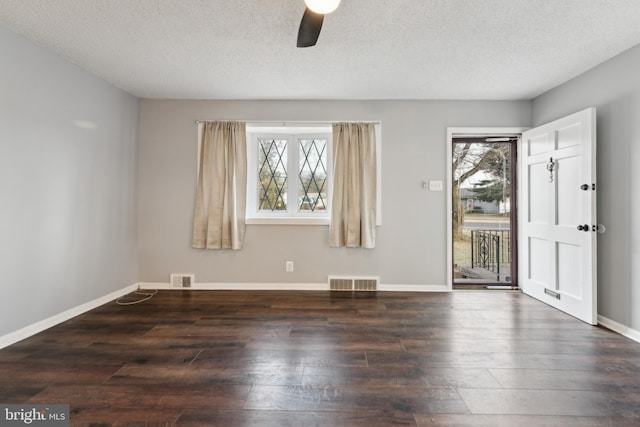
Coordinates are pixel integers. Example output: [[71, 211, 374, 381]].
[[258, 138, 288, 211], [298, 138, 327, 212]]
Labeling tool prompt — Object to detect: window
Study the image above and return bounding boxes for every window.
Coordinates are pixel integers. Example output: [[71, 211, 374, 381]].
[[247, 125, 332, 224]]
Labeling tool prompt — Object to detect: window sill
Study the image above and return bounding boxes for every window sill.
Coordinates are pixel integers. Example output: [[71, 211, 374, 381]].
[[246, 217, 330, 226]]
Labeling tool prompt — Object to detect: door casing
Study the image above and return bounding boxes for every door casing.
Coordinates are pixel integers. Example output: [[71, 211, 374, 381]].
[[446, 127, 528, 291]]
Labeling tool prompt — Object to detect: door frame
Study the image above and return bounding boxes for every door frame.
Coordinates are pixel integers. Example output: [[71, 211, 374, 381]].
[[446, 127, 528, 291]]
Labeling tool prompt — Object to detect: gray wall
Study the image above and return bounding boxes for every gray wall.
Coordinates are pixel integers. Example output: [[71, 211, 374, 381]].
[[0, 25, 139, 337], [532, 45, 640, 330], [138, 100, 531, 286]]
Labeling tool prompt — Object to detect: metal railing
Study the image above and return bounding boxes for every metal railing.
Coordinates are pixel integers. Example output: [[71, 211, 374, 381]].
[[470, 229, 511, 281]]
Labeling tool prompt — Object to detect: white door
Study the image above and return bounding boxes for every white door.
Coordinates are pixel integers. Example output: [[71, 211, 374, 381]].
[[520, 108, 597, 324]]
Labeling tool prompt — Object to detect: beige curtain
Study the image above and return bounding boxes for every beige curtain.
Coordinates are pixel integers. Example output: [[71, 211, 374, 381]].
[[193, 121, 247, 250], [329, 122, 377, 248]]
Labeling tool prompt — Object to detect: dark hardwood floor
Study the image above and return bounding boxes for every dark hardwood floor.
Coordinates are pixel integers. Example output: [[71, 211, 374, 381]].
[[2, 290, 640, 426]]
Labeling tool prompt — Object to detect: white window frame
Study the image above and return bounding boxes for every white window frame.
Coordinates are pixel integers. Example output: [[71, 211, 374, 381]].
[[246, 125, 333, 225]]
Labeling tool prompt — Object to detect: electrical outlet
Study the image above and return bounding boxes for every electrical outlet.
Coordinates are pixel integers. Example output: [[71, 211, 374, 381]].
[[286, 261, 294, 272]]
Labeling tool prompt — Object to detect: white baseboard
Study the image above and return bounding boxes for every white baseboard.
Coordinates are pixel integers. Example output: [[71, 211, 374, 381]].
[[139, 282, 328, 291], [598, 314, 640, 344], [378, 283, 450, 292], [138, 282, 449, 292], [0, 283, 138, 350]]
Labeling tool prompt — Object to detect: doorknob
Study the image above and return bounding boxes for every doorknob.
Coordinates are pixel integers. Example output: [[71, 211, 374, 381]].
[[577, 224, 590, 232]]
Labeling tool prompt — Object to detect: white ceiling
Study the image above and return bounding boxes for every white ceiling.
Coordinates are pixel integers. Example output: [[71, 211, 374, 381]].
[[2, 0, 640, 100]]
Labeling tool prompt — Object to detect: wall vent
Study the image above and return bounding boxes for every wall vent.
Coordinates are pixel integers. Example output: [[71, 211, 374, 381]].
[[170, 274, 194, 288], [328, 276, 378, 291]]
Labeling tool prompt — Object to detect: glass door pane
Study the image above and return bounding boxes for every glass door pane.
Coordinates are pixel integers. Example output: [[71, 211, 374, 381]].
[[452, 138, 517, 286]]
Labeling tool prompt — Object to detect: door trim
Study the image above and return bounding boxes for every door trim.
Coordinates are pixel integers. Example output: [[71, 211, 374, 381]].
[[446, 127, 528, 291]]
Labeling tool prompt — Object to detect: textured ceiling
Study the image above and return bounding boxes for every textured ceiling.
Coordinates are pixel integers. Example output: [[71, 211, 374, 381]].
[[1, 0, 640, 100]]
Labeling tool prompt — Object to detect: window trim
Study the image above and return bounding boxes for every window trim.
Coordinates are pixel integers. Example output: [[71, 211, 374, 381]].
[[245, 217, 331, 226], [246, 128, 333, 224]]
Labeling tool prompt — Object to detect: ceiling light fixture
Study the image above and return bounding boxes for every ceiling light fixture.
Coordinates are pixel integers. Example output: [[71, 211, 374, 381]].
[[304, 0, 342, 14]]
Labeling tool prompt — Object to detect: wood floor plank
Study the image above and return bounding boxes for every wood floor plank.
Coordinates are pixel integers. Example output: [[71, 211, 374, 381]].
[[145, 324, 292, 338], [243, 384, 470, 414], [414, 414, 640, 426], [366, 349, 548, 369], [68, 407, 183, 426], [457, 388, 640, 417], [401, 337, 640, 356], [28, 383, 252, 409], [0, 384, 48, 403], [488, 367, 640, 392], [107, 363, 305, 386], [301, 366, 502, 389], [0, 363, 119, 384], [301, 365, 401, 386], [422, 325, 616, 341], [87, 335, 249, 349], [190, 348, 368, 368], [244, 336, 405, 352], [13, 345, 202, 366], [176, 409, 417, 427]]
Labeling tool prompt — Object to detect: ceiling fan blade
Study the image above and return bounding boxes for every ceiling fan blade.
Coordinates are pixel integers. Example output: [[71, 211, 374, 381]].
[[297, 7, 324, 48]]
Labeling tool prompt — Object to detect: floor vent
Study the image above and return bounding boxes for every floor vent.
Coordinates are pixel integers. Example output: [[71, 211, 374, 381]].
[[329, 276, 379, 291], [170, 274, 194, 288]]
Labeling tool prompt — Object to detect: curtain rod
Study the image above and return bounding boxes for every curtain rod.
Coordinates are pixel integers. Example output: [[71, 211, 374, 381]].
[[194, 120, 380, 125]]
